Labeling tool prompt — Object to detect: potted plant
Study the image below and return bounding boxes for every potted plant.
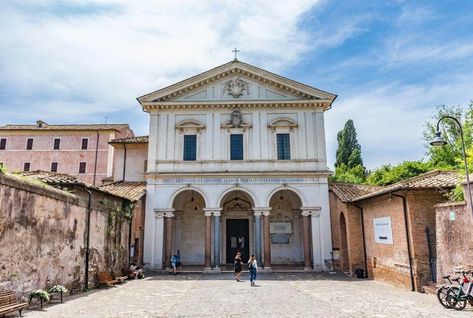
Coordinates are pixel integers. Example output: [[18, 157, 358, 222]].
[[48, 285, 68, 303], [29, 290, 50, 310]]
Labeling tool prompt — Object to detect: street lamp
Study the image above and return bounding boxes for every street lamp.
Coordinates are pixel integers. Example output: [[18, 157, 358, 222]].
[[430, 115, 473, 218]]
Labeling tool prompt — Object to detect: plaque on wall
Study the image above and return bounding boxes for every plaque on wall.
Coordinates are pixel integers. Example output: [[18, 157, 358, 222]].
[[271, 233, 291, 244], [270, 221, 292, 234]]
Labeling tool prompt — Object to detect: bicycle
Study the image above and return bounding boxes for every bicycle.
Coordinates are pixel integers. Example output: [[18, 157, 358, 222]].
[[437, 274, 455, 308], [445, 271, 473, 311]]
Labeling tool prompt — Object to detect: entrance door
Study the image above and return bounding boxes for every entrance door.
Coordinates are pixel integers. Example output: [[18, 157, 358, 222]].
[[226, 219, 249, 264]]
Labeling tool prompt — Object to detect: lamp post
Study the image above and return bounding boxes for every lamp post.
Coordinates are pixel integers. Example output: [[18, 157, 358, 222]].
[[430, 115, 473, 218]]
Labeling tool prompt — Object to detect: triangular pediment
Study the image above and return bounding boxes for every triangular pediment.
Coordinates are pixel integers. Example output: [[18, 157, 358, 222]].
[[137, 60, 336, 107]]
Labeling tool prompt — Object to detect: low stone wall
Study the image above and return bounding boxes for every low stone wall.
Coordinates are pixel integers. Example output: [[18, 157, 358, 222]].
[[0, 173, 130, 295], [436, 200, 473, 279]]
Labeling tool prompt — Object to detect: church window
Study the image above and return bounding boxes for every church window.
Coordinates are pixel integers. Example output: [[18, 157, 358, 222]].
[[277, 134, 291, 160], [81, 138, 89, 150], [0, 138, 6, 150], [26, 138, 34, 150], [53, 138, 61, 150], [79, 162, 87, 174], [183, 135, 197, 161], [51, 162, 58, 172], [23, 162, 30, 171], [230, 134, 243, 160]]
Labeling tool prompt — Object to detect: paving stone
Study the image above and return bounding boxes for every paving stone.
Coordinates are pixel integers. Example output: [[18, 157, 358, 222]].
[[14, 272, 473, 318]]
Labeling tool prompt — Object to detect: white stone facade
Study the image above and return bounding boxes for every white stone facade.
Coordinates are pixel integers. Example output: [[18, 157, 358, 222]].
[[138, 60, 336, 271]]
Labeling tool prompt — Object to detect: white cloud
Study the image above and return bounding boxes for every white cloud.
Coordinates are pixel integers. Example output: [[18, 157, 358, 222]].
[[325, 76, 473, 169], [0, 0, 322, 127]]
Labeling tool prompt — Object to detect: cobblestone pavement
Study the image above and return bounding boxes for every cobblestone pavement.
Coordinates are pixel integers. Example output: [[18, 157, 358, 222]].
[[16, 272, 473, 318]]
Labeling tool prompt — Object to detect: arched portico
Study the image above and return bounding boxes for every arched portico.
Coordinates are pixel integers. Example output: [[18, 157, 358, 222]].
[[267, 189, 313, 270], [144, 180, 332, 272], [168, 190, 206, 267]]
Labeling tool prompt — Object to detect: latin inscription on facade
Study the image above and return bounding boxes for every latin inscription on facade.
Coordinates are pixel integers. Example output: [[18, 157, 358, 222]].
[[154, 177, 320, 185]]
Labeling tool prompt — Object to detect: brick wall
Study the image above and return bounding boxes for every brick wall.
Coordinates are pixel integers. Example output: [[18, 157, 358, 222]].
[[406, 190, 445, 287], [329, 192, 365, 275], [362, 194, 412, 289], [436, 197, 473, 280], [0, 173, 130, 295]]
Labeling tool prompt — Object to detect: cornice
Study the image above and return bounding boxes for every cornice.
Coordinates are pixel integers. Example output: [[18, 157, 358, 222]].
[[141, 99, 332, 112]]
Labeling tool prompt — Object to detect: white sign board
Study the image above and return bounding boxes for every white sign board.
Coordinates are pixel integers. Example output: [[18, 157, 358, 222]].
[[373, 217, 393, 244]]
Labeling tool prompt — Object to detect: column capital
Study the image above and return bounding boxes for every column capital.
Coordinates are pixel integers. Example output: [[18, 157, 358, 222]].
[[301, 206, 321, 217], [164, 211, 175, 218], [203, 208, 222, 217], [253, 207, 271, 217], [155, 208, 175, 219]]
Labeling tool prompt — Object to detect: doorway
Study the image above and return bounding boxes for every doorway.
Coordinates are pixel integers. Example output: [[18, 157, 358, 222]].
[[226, 219, 249, 264]]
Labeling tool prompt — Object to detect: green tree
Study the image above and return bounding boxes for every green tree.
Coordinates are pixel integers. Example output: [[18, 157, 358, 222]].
[[423, 103, 473, 169], [366, 161, 433, 186], [332, 119, 366, 183]]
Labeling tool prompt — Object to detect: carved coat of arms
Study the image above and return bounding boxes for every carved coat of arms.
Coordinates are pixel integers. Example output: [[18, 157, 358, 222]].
[[230, 109, 243, 128], [223, 77, 250, 98]]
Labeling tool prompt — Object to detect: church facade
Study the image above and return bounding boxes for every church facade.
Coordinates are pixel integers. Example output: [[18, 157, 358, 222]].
[[138, 60, 336, 271]]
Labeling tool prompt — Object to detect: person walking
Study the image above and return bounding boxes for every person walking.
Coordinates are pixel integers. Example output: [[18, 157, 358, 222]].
[[234, 251, 243, 281], [248, 254, 258, 286]]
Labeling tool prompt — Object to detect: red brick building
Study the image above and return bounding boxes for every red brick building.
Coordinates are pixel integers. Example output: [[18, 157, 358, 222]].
[[329, 171, 459, 291]]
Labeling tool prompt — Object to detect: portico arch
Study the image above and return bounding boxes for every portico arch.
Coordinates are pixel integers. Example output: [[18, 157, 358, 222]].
[[170, 190, 207, 266], [218, 189, 255, 265], [266, 186, 306, 207], [169, 186, 209, 208], [268, 189, 305, 268], [217, 186, 256, 208]]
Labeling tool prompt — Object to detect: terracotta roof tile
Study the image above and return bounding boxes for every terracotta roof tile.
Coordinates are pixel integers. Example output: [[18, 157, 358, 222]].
[[98, 181, 146, 201], [16, 171, 140, 201], [110, 136, 149, 144], [353, 170, 459, 201], [329, 183, 383, 202]]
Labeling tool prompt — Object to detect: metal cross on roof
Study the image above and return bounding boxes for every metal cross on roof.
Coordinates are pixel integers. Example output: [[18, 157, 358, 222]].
[[232, 48, 240, 61]]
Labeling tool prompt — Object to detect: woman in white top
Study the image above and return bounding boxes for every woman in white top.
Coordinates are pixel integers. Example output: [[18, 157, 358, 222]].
[[248, 254, 258, 286]]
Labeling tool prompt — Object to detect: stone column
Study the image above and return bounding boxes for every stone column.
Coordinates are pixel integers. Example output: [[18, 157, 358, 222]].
[[254, 211, 262, 265], [213, 209, 222, 270], [153, 209, 167, 269], [164, 210, 175, 269], [203, 209, 212, 271], [263, 209, 272, 270], [301, 209, 312, 271]]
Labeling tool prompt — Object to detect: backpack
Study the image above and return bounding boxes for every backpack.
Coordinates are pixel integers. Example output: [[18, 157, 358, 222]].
[[248, 261, 253, 270]]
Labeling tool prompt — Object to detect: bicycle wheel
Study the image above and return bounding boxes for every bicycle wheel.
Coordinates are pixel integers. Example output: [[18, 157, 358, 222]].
[[446, 287, 467, 311], [436, 286, 450, 308]]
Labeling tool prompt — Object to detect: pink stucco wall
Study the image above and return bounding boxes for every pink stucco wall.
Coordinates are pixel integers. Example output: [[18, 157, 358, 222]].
[[0, 127, 132, 185], [0, 173, 130, 294], [112, 144, 148, 182]]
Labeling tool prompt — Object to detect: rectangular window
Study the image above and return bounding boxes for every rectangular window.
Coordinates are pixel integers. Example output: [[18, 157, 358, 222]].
[[26, 138, 34, 150], [0, 138, 6, 150], [53, 138, 61, 150], [51, 162, 58, 172], [183, 135, 197, 161], [79, 162, 87, 174], [23, 162, 30, 171], [277, 133, 291, 160], [144, 160, 148, 173], [230, 134, 244, 160], [81, 138, 88, 150]]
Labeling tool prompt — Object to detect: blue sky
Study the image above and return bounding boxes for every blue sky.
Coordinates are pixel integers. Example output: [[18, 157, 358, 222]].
[[1, 0, 472, 169]]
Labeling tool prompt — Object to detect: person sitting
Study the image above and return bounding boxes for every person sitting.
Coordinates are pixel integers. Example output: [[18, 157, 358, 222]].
[[169, 250, 182, 275], [129, 261, 143, 279]]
